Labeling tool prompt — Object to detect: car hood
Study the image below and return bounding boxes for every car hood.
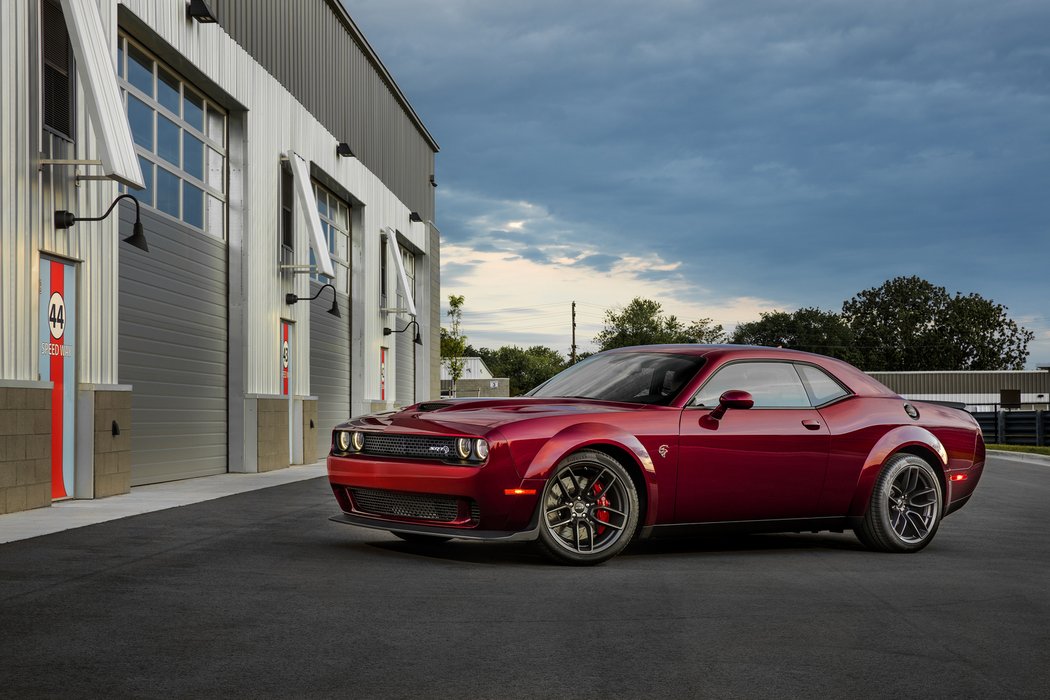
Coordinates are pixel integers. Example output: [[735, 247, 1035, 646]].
[[344, 397, 649, 436]]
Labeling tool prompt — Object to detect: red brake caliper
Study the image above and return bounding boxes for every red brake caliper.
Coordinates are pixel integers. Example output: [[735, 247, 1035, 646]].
[[593, 482, 610, 535]]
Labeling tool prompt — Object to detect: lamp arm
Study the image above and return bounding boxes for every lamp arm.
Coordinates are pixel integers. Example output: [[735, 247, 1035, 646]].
[[72, 193, 140, 224], [301, 283, 336, 302]]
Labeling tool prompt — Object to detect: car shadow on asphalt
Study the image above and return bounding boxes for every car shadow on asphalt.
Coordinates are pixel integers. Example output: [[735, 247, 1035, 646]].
[[343, 530, 866, 566]]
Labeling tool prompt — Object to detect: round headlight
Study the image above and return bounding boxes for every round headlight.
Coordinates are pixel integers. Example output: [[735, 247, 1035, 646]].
[[351, 431, 365, 452], [474, 438, 489, 460], [336, 431, 351, 451], [455, 437, 472, 460]]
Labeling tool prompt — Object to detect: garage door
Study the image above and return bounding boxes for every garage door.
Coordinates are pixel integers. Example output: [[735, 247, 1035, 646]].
[[119, 206, 227, 485], [395, 319, 417, 406], [310, 280, 351, 458]]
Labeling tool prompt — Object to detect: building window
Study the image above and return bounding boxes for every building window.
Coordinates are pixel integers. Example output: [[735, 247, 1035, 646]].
[[42, 0, 75, 139], [380, 236, 388, 308], [116, 33, 227, 237], [309, 183, 350, 294], [281, 162, 294, 250]]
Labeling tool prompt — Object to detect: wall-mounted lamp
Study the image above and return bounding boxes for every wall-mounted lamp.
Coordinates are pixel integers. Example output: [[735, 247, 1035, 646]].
[[187, 0, 218, 23], [384, 320, 423, 345], [286, 283, 340, 317], [409, 212, 423, 223], [429, 175, 437, 187], [336, 142, 355, 158], [55, 193, 149, 252]]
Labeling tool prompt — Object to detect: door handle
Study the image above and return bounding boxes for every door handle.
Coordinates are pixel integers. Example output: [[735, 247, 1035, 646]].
[[802, 419, 821, 430]]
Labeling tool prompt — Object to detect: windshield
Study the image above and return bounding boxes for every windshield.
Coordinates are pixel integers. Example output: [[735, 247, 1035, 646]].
[[526, 352, 706, 405]]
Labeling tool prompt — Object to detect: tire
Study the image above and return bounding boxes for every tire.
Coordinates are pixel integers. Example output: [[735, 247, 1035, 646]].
[[855, 453, 943, 553], [391, 532, 452, 544], [536, 451, 640, 565]]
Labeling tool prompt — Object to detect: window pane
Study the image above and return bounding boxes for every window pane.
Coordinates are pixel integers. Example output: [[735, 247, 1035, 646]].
[[796, 364, 848, 406], [157, 114, 180, 166], [157, 66, 180, 115], [183, 182, 204, 229], [316, 190, 329, 219], [184, 89, 204, 131], [207, 105, 224, 143], [136, 155, 154, 207], [334, 231, 348, 261], [694, 362, 811, 408], [127, 95, 153, 150], [206, 194, 224, 238], [206, 147, 224, 192], [183, 132, 204, 180], [117, 42, 124, 79], [156, 166, 180, 217], [127, 44, 153, 96]]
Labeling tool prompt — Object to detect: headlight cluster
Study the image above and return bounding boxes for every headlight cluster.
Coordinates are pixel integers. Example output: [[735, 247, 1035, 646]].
[[456, 437, 489, 462], [335, 430, 365, 452]]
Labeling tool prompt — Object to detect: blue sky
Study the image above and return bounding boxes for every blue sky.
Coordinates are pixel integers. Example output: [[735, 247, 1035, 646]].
[[345, 0, 1049, 366]]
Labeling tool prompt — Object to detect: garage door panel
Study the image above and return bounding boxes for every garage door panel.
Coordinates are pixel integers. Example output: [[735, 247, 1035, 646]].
[[119, 205, 227, 486], [310, 282, 350, 459]]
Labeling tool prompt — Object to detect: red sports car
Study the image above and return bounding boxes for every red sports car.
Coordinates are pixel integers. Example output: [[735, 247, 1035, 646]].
[[327, 345, 985, 564]]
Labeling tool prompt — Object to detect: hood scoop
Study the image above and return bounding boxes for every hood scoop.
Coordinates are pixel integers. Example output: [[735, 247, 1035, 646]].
[[415, 402, 453, 412]]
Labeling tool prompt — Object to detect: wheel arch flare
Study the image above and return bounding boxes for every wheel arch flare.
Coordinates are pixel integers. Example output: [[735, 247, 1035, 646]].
[[849, 425, 948, 517]]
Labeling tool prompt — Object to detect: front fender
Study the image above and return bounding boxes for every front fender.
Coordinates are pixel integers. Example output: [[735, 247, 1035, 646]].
[[847, 425, 948, 517], [520, 422, 660, 529]]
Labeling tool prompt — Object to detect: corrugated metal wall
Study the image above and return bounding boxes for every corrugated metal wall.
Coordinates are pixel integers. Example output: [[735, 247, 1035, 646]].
[[869, 372, 1050, 396], [207, 0, 437, 224], [1, 0, 124, 385]]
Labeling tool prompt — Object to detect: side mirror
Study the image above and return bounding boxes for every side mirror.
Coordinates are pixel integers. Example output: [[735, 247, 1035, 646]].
[[710, 389, 754, 420]]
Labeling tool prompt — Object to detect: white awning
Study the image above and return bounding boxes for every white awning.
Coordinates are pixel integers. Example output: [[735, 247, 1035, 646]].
[[59, 0, 144, 188], [285, 151, 335, 278], [383, 228, 417, 317]]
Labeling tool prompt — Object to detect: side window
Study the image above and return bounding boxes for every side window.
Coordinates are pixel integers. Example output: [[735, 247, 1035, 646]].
[[42, 0, 75, 139], [692, 362, 811, 408], [795, 364, 849, 406], [280, 162, 294, 250]]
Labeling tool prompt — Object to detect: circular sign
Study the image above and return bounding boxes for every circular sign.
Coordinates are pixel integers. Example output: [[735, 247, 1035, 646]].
[[48, 292, 66, 340], [282, 340, 290, 369]]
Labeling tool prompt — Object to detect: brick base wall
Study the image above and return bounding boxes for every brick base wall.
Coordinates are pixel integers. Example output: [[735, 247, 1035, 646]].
[[257, 399, 289, 471], [93, 390, 132, 498], [0, 388, 52, 514]]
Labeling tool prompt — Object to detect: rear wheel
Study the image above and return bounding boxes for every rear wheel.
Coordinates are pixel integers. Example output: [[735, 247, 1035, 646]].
[[856, 453, 942, 552], [537, 451, 640, 565]]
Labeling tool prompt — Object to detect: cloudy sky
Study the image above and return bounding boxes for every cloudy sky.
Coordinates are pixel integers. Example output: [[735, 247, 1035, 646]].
[[345, 0, 1049, 366]]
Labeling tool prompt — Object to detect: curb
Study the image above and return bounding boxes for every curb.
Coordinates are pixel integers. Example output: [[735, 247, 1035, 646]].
[[988, 449, 1050, 466]]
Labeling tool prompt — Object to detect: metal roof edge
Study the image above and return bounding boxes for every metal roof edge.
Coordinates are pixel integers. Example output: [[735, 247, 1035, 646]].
[[324, 0, 440, 153]]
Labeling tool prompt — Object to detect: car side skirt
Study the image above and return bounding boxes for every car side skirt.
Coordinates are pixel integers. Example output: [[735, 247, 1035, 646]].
[[646, 516, 851, 538], [329, 512, 541, 542]]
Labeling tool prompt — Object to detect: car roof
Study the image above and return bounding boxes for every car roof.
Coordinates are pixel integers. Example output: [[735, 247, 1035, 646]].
[[604, 344, 898, 398]]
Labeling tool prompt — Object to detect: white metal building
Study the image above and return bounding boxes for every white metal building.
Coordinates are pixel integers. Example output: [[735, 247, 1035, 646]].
[[0, 0, 441, 513]]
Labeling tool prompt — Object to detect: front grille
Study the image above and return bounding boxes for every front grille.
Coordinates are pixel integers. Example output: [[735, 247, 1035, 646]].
[[361, 434, 459, 460], [351, 487, 465, 522]]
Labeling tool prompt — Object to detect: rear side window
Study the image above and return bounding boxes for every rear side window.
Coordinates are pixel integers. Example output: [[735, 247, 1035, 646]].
[[692, 362, 811, 408], [795, 364, 849, 406]]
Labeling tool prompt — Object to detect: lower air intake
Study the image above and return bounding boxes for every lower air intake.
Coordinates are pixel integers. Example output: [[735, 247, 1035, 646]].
[[351, 487, 466, 523]]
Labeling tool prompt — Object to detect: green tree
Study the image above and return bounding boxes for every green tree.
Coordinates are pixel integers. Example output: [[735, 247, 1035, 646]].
[[477, 345, 567, 396], [594, 297, 725, 351], [841, 276, 1032, 370], [442, 295, 467, 395], [730, 307, 858, 363]]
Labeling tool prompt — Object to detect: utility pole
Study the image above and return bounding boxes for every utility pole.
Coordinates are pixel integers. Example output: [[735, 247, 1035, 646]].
[[571, 301, 577, 364]]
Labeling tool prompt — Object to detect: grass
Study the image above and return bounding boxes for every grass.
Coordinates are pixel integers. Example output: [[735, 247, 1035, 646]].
[[986, 444, 1050, 457]]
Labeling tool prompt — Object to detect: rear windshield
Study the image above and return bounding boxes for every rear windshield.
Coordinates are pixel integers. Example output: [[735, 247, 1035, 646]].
[[526, 352, 706, 405]]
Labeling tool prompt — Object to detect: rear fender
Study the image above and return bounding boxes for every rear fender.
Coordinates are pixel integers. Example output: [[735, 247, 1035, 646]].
[[521, 422, 660, 528], [848, 425, 948, 517]]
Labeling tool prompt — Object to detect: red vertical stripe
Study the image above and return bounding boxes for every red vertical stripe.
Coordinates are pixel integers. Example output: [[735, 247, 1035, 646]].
[[282, 323, 289, 396], [50, 260, 66, 499]]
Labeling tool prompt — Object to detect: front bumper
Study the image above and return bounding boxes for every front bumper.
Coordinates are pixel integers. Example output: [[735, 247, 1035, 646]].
[[327, 451, 544, 533], [329, 512, 540, 542]]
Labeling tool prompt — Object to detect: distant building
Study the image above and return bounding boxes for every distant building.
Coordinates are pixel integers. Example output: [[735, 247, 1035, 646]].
[[440, 357, 510, 398], [868, 370, 1050, 411]]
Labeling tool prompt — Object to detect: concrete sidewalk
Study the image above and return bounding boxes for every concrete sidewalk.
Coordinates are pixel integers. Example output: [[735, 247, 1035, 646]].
[[0, 463, 326, 544], [987, 449, 1050, 466]]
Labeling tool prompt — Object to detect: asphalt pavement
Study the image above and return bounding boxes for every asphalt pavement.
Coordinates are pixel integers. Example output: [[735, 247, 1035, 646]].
[[1, 454, 1048, 699]]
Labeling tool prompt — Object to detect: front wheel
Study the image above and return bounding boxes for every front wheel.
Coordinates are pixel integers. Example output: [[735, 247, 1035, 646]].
[[537, 451, 640, 565], [856, 453, 943, 552]]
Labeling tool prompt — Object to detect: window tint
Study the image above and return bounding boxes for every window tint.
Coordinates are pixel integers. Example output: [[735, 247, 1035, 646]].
[[693, 362, 810, 408], [795, 364, 849, 406], [528, 352, 706, 405]]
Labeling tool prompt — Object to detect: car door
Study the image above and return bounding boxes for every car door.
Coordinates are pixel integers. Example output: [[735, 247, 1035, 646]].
[[675, 361, 830, 523]]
